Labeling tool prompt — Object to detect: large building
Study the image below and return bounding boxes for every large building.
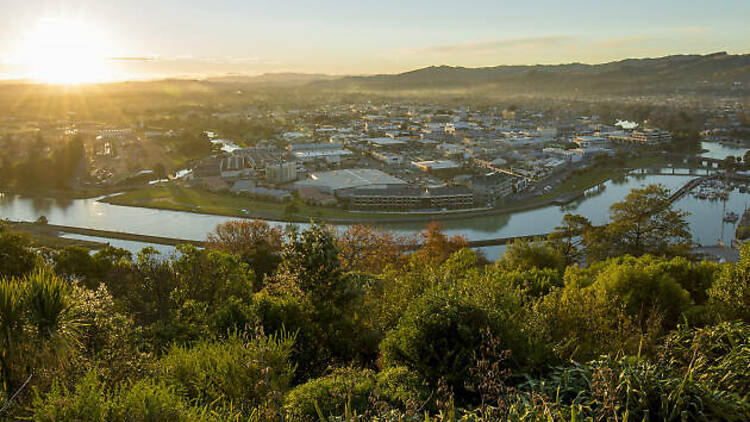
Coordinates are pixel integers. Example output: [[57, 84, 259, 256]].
[[345, 185, 474, 210], [412, 160, 461, 172], [287, 143, 353, 163], [468, 172, 515, 206], [293, 168, 407, 195], [630, 129, 672, 145]]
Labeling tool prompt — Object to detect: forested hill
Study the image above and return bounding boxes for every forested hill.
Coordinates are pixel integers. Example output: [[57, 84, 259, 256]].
[[315, 52, 750, 95]]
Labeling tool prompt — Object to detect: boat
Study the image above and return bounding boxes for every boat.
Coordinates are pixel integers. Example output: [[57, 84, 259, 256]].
[[724, 212, 739, 223]]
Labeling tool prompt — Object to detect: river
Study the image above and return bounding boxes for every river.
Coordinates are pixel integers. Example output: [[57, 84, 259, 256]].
[[2, 170, 747, 261]]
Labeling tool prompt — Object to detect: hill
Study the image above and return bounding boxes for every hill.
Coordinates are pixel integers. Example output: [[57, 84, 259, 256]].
[[315, 52, 750, 96]]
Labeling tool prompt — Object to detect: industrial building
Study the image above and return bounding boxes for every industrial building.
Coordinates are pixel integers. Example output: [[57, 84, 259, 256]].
[[293, 168, 407, 195]]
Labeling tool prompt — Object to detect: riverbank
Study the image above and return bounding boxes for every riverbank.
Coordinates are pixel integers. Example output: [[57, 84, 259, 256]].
[[7, 221, 108, 250]]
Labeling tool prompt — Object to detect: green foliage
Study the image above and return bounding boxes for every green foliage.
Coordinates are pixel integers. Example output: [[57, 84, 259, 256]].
[[499, 238, 566, 273], [380, 289, 494, 400], [590, 255, 693, 328], [159, 330, 296, 414], [522, 356, 750, 421], [660, 322, 750, 398], [0, 223, 37, 278], [708, 243, 750, 322], [283, 367, 376, 422], [375, 366, 431, 410]]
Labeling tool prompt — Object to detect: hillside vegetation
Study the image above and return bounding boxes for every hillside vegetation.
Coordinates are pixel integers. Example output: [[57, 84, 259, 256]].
[[0, 184, 749, 421]]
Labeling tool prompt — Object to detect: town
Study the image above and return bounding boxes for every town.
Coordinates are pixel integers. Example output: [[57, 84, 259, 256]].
[[3, 96, 746, 222]]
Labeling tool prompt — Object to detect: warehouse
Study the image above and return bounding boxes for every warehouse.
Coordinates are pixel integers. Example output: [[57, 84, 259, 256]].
[[293, 168, 407, 195]]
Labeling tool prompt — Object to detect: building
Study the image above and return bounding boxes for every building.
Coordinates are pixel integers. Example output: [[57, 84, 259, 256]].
[[372, 151, 404, 166], [345, 185, 474, 210], [230, 180, 292, 202], [366, 137, 407, 149], [426, 186, 474, 209], [412, 160, 461, 172], [346, 187, 424, 210], [468, 172, 515, 206], [574, 136, 610, 149], [288, 143, 353, 163], [220, 155, 250, 179], [630, 129, 672, 145], [293, 168, 407, 195], [298, 187, 337, 206], [265, 161, 297, 183]]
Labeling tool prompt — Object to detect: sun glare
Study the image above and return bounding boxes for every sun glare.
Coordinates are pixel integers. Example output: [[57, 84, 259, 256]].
[[19, 18, 113, 84]]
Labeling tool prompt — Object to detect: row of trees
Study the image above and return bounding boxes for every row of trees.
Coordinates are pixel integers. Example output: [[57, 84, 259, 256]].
[[0, 184, 748, 420]]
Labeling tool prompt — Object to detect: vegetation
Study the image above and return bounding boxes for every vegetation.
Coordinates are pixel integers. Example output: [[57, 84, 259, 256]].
[[1, 184, 749, 421]]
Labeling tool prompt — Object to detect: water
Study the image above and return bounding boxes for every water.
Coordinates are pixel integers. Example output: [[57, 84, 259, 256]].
[[700, 141, 747, 160], [2, 171, 748, 261]]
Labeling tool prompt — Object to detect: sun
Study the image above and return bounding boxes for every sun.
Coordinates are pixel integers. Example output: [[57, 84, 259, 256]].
[[19, 18, 113, 84]]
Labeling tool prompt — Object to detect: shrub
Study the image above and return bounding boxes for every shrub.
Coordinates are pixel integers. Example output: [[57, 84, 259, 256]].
[[660, 322, 750, 398], [380, 289, 493, 401], [283, 367, 376, 422], [110, 379, 214, 422], [30, 370, 109, 422], [375, 366, 430, 410], [159, 330, 296, 413]]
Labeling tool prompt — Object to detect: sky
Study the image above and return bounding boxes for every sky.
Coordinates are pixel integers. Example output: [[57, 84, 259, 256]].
[[0, 0, 749, 81]]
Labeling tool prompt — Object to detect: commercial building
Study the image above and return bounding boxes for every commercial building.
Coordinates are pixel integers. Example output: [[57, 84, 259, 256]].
[[293, 168, 407, 195], [345, 185, 474, 210], [288, 143, 353, 163], [412, 160, 461, 172], [630, 129, 672, 145], [574, 136, 610, 149], [468, 172, 515, 206]]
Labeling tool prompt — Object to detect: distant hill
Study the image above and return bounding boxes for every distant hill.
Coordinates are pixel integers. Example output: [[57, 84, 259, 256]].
[[314, 52, 750, 96], [205, 72, 340, 86]]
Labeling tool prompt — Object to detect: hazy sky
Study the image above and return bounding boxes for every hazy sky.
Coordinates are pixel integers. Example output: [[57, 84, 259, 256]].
[[1, 0, 749, 79]]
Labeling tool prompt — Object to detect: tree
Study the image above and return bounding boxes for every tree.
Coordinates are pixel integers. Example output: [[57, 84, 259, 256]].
[[499, 238, 565, 273], [411, 222, 468, 265], [206, 220, 283, 285], [547, 214, 593, 266], [337, 225, 413, 273], [0, 269, 78, 392], [275, 223, 345, 304], [604, 184, 691, 258]]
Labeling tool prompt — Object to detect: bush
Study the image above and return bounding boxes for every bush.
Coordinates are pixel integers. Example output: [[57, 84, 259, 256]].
[[159, 331, 296, 413], [110, 379, 214, 422], [283, 367, 376, 422], [375, 366, 430, 410], [31, 371, 108, 422], [708, 243, 750, 323], [380, 289, 493, 401], [522, 356, 750, 421], [660, 322, 750, 397]]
